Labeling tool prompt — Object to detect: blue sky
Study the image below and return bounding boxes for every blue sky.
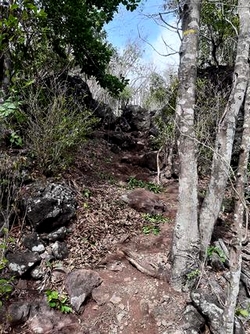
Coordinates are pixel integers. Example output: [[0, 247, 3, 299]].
[[105, 0, 181, 72]]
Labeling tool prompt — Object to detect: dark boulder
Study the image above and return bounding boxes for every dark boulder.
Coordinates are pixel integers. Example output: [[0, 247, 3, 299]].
[[92, 101, 117, 128], [6, 251, 41, 276], [122, 105, 151, 132], [104, 132, 137, 150], [24, 183, 77, 233], [22, 232, 45, 253]]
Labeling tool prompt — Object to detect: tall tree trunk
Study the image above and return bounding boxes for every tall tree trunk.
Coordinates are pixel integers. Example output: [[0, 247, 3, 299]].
[[199, 0, 250, 258], [0, 3, 12, 96], [171, 0, 201, 291], [222, 76, 250, 333]]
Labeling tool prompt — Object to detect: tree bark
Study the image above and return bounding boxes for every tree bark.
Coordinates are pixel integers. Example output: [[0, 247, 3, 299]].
[[171, 0, 201, 291], [199, 0, 250, 258], [222, 76, 250, 333], [0, 3, 12, 96]]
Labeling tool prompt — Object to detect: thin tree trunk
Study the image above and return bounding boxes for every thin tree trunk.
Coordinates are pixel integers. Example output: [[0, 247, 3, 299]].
[[222, 76, 250, 333], [0, 3, 12, 96], [199, 0, 250, 258], [171, 0, 201, 291]]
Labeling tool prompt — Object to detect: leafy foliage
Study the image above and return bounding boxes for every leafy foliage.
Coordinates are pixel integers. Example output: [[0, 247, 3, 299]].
[[207, 246, 226, 263], [142, 225, 160, 235], [0, 230, 15, 309], [128, 177, 163, 193], [235, 306, 250, 318], [23, 81, 98, 175], [0, 276, 14, 308], [0, 0, 141, 95], [0, 97, 25, 147], [142, 213, 169, 224], [142, 213, 170, 236], [145, 72, 169, 109], [186, 269, 201, 281], [149, 76, 177, 150], [199, 0, 238, 67], [0, 229, 15, 271], [46, 290, 73, 313], [165, 0, 238, 67]]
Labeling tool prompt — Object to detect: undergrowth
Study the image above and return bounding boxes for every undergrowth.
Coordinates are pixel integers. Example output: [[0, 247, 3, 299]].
[[128, 177, 163, 193]]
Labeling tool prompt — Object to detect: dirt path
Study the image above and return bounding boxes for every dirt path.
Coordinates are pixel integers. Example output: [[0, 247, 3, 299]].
[[5, 138, 191, 334], [62, 139, 188, 333]]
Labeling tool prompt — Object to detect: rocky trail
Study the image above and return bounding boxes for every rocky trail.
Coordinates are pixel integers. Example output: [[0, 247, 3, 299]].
[[0, 132, 190, 334], [1, 127, 250, 333]]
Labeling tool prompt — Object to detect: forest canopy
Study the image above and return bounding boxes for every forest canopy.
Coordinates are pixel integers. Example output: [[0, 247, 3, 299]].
[[0, 0, 141, 95]]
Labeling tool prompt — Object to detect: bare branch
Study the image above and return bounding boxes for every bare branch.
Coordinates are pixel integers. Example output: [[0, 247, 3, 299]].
[[137, 26, 179, 58]]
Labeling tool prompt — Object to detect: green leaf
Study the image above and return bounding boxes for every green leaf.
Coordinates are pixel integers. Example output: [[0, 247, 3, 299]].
[[10, 4, 19, 10], [49, 301, 57, 308], [152, 227, 160, 235], [50, 291, 59, 299], [61, 305, 73, 313], [60, 295, 67, 303], [142, 226, 152, 235], [236, 308, 249, 318]]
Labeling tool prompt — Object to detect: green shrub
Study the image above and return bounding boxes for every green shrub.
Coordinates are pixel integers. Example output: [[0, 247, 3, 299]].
[[186, 269, 201, 280], [0, 97, 25, 148], [207, 246, 226, 263], [0, 277, 14, 308], [0, 231, 15, 309], [142, 213, 169, 223], [142, 213, 171, 236], [23, 83, 98, 174], [142, 225, 160, 236], [46, 290, 72, 313], [128, 177, 162, 193]]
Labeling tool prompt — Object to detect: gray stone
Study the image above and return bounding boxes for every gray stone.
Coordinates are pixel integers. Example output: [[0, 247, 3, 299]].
[[22, 232, 45, 253], [40, 248, 54, 262], [44, 227, 67, 242], [6, 251, 41, 276], [51, 241, 68, 260], [93, 102, 117, 128], [30, 266, 45, 280], [66, 269, 102, 311], [7, 302, 31, 325]]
